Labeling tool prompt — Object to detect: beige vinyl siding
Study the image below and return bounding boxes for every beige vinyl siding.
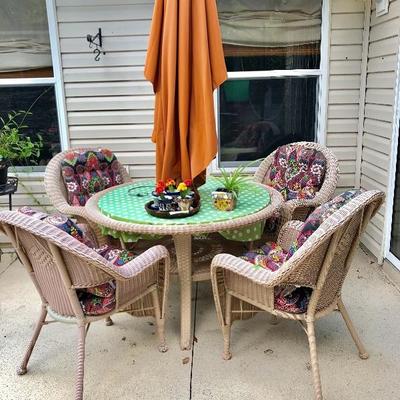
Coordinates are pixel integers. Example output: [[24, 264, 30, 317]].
[[57, 0, 156, 179], [360, 0, 400, 259], [327, 0, 365, 190]]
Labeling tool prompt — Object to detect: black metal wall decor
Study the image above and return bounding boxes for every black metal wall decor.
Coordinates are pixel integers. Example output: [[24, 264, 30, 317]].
[[86, 28, 106, 61]]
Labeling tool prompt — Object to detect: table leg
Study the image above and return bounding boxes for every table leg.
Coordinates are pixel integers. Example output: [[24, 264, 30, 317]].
[[173, 234, 192, 350]]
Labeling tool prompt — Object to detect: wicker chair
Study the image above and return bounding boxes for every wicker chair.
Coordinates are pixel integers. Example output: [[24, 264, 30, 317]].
[[0, 211, 170, 400], [44, 147, 132, 245], [211, 190, 384, 400], [254, 141, 339, 232]]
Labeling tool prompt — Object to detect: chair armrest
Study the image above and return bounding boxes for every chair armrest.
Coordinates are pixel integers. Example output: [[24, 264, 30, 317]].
[[280, 190, 332, 224], [111, 245, 170, 280], [211, 253, 275, 287], [277, 220, 303, 251]]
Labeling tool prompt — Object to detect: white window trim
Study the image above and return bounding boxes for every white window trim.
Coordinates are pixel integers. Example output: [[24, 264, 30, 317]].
[[209, 0, 330, 174], [46, 0, 69, 152], [383, 35, 400, 270], [0, 0, 68, 175]]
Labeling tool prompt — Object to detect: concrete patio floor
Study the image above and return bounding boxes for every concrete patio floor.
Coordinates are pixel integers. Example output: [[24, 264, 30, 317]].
[[1, 247, 400, 400]]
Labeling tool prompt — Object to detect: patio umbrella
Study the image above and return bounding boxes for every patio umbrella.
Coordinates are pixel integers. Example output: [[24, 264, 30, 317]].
[[144, 0, 227, 182]]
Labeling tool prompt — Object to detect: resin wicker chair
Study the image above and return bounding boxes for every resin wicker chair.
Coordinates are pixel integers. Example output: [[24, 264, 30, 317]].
[[44, 147, 131, 245], [0, 211, 170, 400], [211, 190, 384, 400], [254, 141, 339, 233]]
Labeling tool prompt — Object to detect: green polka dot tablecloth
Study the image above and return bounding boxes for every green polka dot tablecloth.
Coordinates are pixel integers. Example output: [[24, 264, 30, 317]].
[[97, 176, 270, 242]]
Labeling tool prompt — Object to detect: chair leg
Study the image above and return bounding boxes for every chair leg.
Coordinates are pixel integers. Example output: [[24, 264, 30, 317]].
[[75, 324, 86, 400], [223, 293, 232, 360], [337, 298, 369, 359], [306, 319, 323, 400], [17, 304, 48, 375], [151, 289, 168, 353], [105, 317, 114, 326]]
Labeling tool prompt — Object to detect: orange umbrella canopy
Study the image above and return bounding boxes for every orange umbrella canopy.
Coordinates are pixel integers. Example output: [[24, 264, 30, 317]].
[[144, 0, 227, 182]]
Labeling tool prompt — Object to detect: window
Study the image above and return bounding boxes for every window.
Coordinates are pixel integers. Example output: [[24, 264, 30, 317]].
[[0, 0, 62, 170], [216, 0, 325, 168]]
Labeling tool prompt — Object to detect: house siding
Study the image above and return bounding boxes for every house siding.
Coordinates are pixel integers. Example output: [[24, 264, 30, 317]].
[[328, 0, 365, 190], [57, 0, 156, 179], [360, 0, 400, 259]]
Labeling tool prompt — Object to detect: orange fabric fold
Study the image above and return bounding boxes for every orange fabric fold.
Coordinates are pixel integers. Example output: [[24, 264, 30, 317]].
[[144, 0, 227, 181]]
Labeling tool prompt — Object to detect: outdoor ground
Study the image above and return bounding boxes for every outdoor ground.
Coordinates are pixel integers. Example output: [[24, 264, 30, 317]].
[[1, 247, 400, 400]]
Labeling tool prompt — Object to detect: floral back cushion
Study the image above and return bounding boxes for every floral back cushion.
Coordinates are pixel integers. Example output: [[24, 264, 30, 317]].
[[17, 207, 135, 316], [61, 149, 123, 206], [18, 207, 96, 248], [267, 144, 327, 201], [287, 189, 363, 258]]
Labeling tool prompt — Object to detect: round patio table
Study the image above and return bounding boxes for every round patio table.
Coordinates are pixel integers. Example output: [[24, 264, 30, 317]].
[[85, 177, 283, 350]]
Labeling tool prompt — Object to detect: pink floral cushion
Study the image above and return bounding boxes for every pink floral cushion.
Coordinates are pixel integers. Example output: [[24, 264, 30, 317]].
[[61, 148, 123, 206], [241, 189, 364, 313], [267, 144, 326, 201]]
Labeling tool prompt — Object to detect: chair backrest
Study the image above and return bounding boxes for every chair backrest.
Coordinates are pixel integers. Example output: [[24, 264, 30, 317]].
[[0, 211, 115, 318], [254, 141, 339, 202], [271, 190, 384, 314], [44, 147, 131, 212]]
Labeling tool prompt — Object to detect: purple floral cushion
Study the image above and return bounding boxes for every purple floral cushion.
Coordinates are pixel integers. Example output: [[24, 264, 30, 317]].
[[44, 214, 96, 248], [267, 144, 326, 201], [17, 207, 94, 247], [242, 243, 311, 313], [61, 148, 123, 207], [287, 189, 363, 257], [240, 189, 364, 313], [242, 242, 287, 272]]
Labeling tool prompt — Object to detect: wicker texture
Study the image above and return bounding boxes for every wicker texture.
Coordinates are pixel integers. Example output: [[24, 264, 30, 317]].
[[254, 141, 339, 236], [85, 184, 283, 350], [0, 210, 170, 400], [211, 190, 384, 399], [44, 147, 132, 245]]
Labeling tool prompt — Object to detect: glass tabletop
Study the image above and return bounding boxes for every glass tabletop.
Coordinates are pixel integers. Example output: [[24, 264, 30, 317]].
[[97, 176, 271, 226]]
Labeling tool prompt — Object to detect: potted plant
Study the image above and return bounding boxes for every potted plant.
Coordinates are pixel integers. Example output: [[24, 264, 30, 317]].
[[152, 178, 194, 212], [0, 110, 43, 185], [176, 179, 193, 211], [212, 160, 259, 211]]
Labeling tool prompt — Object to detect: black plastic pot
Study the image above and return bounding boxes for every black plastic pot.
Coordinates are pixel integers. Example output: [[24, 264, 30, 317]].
[[0, 163, 9, 186]]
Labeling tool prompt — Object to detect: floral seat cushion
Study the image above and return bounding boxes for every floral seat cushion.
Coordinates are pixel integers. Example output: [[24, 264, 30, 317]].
[[266, 144, 327, 201], [77, 245, 136, 316], [241, 189, 363, 313], [242, 243, 312, 313], [61, 148, 123, 207], [17, 207, 135, 316]]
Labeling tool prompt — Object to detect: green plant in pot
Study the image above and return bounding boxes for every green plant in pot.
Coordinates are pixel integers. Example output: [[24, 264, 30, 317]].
[[0, 110, 43, 185], [212, 160, 259, 211]]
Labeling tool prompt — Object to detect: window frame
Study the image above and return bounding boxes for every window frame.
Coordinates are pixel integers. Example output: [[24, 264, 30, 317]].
[[210, 0, 330, 174], [0, 0, 68, 173]]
